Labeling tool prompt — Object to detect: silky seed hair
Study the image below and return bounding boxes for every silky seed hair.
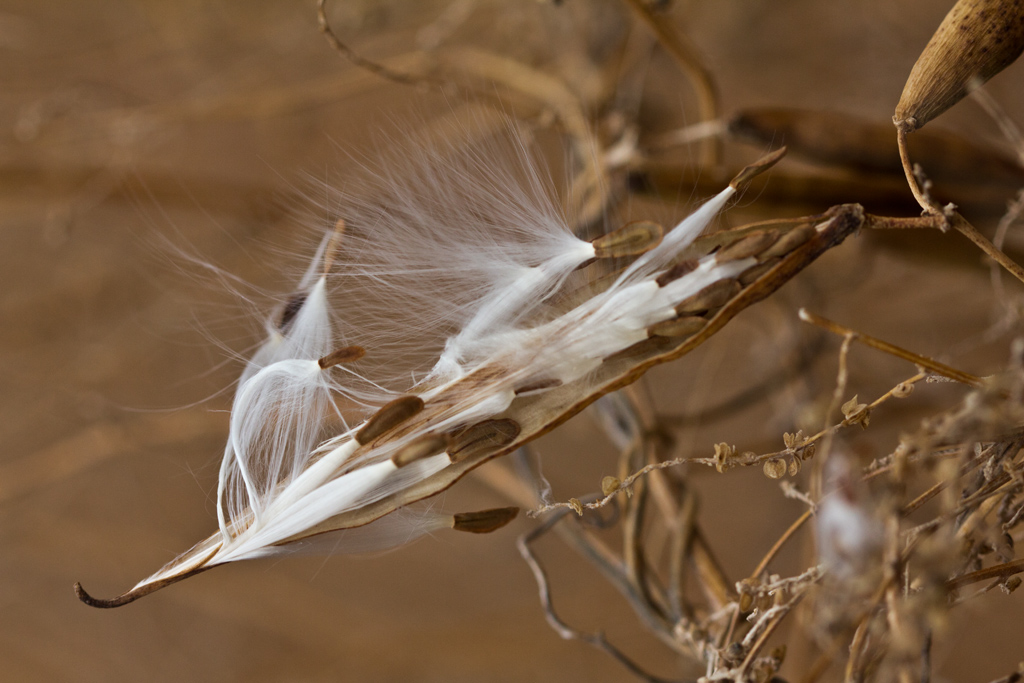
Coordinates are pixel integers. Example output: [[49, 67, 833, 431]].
[[107, 120, 758, 599]]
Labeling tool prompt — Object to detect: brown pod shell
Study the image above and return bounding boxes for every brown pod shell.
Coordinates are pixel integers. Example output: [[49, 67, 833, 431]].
[[451, 507, 520, 534], [675, 279, 741, 315], [447, 419, 521, 463], [648, 315, 707, 339], [356, 395, 424, 445], [715, 231, 778, 262], [592, 220, 663, 258], [895, 0, 1024, 132], [391, 433, 449, 467]]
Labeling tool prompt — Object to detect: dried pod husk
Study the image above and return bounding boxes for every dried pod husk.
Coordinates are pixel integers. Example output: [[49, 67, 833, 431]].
[[763, 458, 787, 479], [731, 107, 1024, 186], [451, 506, 519, 534], [391, 433, 449, 467], [356, 395, 425, 445], [592, 220, 663, 258], [601, 475, 621, 496], [675, 279, 741, 315], [447, 418, 521, 463], [318, 345, 366, 369], [895, 0, 1024, 132]]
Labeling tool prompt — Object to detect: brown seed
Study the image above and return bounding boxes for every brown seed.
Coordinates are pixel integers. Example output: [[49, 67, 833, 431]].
[[514, 378, 563, 396], [318, 345, 366, 369], [656, 259, 700, 287], [729, 146, 788, 191], [759, 225, 816, 260], [278, 292, 307, 331], [739, 258, 780, 285], [648, 315, 707, 338], [447, 419, 521, 462], [895, 0, 1024, 132], [715, 231, 779, 262], [675, 279, 740, 315], [451, 507, 520, 534], [390, 433, 449, 467], [356, 395, 424, 445], [592, 220, 664, 258]]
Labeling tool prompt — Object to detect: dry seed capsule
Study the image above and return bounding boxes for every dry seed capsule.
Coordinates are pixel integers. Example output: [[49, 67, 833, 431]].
[[592, 220, 663, 258], [451, 507, 520, 533], [895, 0, 1024, 132], [355, 395, 424, 445]]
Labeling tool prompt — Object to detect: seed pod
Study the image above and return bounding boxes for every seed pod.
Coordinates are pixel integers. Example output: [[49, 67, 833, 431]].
[[592, 220, 663, 258], [318, 345, 366, 368], [451, 507, 520, 533], [763, 459, 787, 479], [648, 315, 706, 338], [447, 419, 521, 462], [601, 476, 621, 496], [355, 395, 424, 445], [390, 433, 449, 467], [895, 0, 1024, 132]]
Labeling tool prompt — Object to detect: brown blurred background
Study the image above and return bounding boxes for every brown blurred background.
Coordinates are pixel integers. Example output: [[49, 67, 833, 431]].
[[2, 1, 1023, 681]]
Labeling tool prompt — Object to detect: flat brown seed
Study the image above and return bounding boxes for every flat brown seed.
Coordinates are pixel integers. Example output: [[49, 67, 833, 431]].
[[318, 345, 366, 368], [715, 231, 778, 262], [447, 418, 521, 463], [895, 0, 1024, 132], [514, 378, 563, 396], [739, 258, 781, 285], [675, 279, 740, 315], [356, 395, 425, 445], [451, 507, 520, 533], [278, 292, 307, 331], [656, 259, 700, 287], [390, 433, 449, 467], [729, 146, 787, 191], [648, 315, 707, 338], [758, 224, 816, 260], [592, 220, 664, 258]]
